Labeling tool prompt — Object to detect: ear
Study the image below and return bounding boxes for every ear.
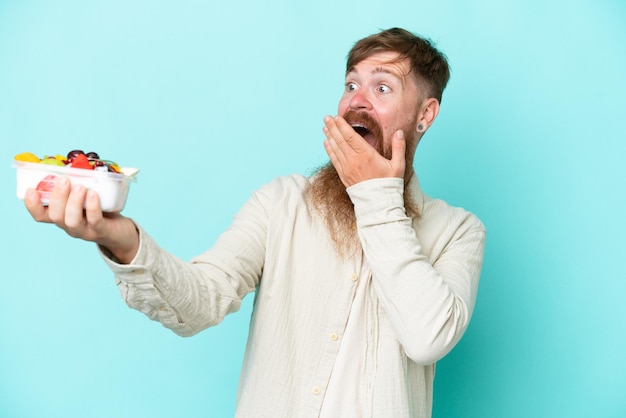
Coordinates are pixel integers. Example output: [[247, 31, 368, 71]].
[[415, 98, 440, 133]]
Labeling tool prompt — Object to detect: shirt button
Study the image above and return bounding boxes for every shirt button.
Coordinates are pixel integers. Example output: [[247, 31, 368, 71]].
[[329, 332, 338, 341], [312, 386, 321, 395], [350, 273, 358, 282], [159, 306, 168, 312]]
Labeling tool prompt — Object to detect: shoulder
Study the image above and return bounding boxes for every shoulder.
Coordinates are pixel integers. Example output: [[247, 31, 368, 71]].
[[257, 174, 309, 195], [415, 195, 486, 258], [420, 195, 486, 234], [248, 174, 310, 208], [265, 173, 309, 188]]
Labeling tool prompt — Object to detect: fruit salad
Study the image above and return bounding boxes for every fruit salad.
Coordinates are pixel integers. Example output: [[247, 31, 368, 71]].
[[14, 149, 138, 212], [14, 149, 139, 176]]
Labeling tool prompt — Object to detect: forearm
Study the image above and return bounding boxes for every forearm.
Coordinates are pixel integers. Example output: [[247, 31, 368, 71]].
[[362, 223, 484, 364], [99, 224, 256, 336], [98, 185, 271, 336], [349, 178, 485, 364]]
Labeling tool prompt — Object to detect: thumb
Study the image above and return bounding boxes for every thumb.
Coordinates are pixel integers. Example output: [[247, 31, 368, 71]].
[[390, 130, 407, 176]]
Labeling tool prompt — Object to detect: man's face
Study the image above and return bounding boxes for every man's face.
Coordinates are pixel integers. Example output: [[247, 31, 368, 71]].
[[338, 51, 422, 159]]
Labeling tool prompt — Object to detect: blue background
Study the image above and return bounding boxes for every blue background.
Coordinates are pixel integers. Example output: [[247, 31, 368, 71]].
[[1, 0, 625, 417]]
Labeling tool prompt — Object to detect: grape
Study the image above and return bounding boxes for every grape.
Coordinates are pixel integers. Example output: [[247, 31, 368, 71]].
[[86, 151, 100, 160], [67, 149, 84, 160]]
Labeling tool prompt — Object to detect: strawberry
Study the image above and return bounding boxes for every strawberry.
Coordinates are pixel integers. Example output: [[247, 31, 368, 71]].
[[70, 153, 93, 169]]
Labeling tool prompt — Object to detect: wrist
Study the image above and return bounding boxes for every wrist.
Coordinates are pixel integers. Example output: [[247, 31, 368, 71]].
[[98, 217, 140, 264]]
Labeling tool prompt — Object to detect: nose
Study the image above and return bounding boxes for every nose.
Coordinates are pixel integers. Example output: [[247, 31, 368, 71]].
[[349, 89, 372, 110]]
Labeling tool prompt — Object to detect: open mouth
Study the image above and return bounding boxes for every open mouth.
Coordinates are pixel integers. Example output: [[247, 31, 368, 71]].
[[350, 123, 377, 148], [350, 123, 370, 137], [343, 110, 383, 151]]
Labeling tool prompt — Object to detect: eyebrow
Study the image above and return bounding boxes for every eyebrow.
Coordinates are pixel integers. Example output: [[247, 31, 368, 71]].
[[372, 66, 406, 87], [345, 63, 409, 89], [346, 66, 403, 80], [373, 66, 396, 76]]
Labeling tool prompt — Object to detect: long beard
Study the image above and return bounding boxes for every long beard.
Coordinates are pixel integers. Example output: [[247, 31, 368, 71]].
[[304, 162, 420, 259]]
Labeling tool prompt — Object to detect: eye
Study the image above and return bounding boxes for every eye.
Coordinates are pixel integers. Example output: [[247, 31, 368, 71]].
[[377, 84, 391, 94], [346, 82, 358, 92]]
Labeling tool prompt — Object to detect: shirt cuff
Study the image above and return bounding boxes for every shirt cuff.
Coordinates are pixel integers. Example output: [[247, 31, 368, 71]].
[[346, 177, 405, 222]]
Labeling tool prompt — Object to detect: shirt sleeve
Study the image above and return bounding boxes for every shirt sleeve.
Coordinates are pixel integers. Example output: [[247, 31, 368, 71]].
[[347, 177, 486, 365], [98, 181, 272, 337]]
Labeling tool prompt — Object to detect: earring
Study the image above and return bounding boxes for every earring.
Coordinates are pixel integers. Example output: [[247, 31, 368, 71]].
[[417, 123, 426, 132]]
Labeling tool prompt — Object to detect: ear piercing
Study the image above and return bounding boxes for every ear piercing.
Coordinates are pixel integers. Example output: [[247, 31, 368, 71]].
[[417, 123, 426, 132]]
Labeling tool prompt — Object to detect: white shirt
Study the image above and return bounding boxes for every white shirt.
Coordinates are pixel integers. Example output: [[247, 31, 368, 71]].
[[319, 262, 370, 417], [101, 174, 486, 418]]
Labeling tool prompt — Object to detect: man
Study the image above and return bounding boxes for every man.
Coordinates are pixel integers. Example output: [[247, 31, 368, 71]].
[[25, 28, 486, 418]]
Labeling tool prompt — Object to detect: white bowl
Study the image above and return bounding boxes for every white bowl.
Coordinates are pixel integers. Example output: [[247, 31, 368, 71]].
[[14, 161, 137, 212]]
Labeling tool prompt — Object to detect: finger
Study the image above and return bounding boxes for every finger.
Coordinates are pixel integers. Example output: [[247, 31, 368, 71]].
[[323, 115, 368, 168], [322, 116, 336, 142], [390, 130, 407, 176], [323, 127, 344, 170], [24, 188, 51, 222], [64, 184, 88, 229], [323, 117, 346, 154], [323, 117, 347, 166], [47, 176, 71, 224], [84, 189, 105, 228], [333, 116, 368, 153], [323, 116, 352, 151]]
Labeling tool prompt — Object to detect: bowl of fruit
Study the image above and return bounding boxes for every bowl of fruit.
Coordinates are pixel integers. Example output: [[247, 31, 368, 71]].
[[14, 150, 139, 213]]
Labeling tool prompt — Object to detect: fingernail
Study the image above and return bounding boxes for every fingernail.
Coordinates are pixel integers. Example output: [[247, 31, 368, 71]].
[[57, 176, 69, 187]]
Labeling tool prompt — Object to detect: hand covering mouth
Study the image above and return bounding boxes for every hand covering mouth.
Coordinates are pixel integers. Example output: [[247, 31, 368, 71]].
[[343, 110, 383, 150]]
